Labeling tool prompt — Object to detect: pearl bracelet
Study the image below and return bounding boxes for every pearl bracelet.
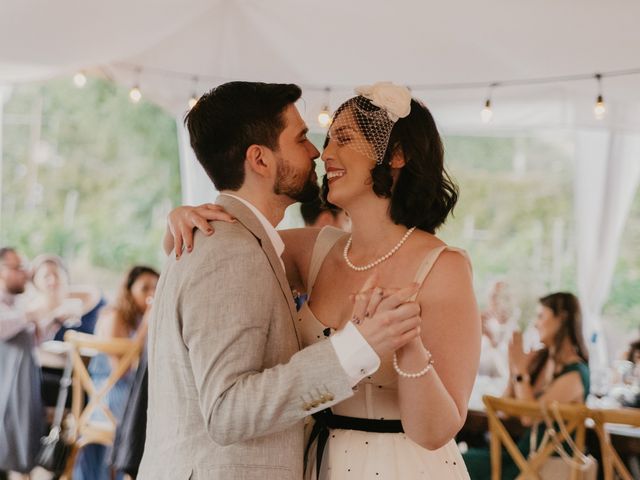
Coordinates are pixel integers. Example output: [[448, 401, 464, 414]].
[[393, 351, 434, 379]]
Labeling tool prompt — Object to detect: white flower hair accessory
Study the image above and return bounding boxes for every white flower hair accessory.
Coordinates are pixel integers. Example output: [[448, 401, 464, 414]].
[[354, 82, 412, 122]]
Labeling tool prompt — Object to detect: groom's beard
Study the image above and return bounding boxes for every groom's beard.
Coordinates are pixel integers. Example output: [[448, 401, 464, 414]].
[[273, 155, 320, 203]]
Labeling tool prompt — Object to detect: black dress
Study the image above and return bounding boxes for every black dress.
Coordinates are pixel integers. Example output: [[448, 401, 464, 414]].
[[110, 348, 148, 477], [0, 329, 45, 473]]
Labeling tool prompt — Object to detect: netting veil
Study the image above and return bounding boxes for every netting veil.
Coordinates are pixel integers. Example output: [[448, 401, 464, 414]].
[[327, 82, 412, 165]]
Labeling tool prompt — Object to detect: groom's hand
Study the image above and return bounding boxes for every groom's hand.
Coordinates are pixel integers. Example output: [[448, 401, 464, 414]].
[[353, 283, 422, 359]]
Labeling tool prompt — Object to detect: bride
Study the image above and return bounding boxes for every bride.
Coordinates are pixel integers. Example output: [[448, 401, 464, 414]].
[[167, 82, 480, 479]]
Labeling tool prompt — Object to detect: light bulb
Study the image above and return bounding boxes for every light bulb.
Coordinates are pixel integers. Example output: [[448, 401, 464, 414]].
[[594, 95, 606, 120], [129, 86, 142, 103], [318, 105, 331, 127], [188, 95, 199, 109], [481, 99, 493, 124], [73, 72, 87, 88]]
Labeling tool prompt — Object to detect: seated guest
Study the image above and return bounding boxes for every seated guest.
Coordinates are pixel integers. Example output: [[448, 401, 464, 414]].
[[300, 196, 351, 230], [29, 254, 105, 409], [463, 292, 590, 480], [618, 340, 640, 407], [73, 266, 159, 480], [29, 254, 105, 340], [625, 339, 640, 368], [0, 247, 49, 476], [478, 280, 518, 378]]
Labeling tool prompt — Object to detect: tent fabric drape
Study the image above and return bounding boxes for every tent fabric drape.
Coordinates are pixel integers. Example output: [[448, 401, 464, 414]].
[[575, 128, 640, 366]]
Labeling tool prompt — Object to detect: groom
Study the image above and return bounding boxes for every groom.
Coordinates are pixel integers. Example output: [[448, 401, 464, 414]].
[[138, 82, 421, 480]]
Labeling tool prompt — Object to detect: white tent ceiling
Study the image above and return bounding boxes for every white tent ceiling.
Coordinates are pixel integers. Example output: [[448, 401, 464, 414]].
[[2, 0, 640, 129]]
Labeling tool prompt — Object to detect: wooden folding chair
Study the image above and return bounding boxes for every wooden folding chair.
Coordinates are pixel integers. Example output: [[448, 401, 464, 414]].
[[483, 395, 591, 480], [590, 407, 640, 480], [60, 331, 143, 479]]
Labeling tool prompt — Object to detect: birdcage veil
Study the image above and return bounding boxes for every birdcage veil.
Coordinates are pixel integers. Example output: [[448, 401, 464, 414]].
[[328, 82, 412, 165]]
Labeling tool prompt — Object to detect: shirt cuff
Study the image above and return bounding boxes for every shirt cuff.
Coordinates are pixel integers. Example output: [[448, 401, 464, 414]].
[[330, 321, 380, 387]]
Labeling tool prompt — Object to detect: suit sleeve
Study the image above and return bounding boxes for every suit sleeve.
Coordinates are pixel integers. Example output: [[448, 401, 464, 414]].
[[180, 241, 354, 446]]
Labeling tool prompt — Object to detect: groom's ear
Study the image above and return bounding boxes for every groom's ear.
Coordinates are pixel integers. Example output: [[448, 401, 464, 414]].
[[245, 144, 271, 178]]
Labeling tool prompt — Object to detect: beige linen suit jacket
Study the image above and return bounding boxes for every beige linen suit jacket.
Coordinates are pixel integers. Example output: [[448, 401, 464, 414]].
[[137, 195, 353, 480]]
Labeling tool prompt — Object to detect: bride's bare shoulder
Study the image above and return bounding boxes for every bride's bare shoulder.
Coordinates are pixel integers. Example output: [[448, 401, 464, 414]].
[[411, 229, 448, 251], [279, 227, 322, 292], [279, 227, 322, 253]]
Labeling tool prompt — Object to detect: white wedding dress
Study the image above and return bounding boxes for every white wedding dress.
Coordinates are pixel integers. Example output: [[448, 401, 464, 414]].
[[298, 227, 470, 480]]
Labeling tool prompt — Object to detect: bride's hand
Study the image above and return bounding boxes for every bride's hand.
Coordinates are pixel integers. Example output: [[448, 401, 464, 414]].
[[348, 275, 422, 358], [356, 284, 426, 357], [351, 283, 409, 324], [351, 285, 389, 325], [166, 203, 236, 258]]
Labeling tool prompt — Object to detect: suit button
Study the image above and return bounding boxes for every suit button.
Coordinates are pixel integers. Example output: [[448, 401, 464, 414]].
[[303, 402, 312, 411], [326, 393, 335, 401], [311, 399, 320, 408]]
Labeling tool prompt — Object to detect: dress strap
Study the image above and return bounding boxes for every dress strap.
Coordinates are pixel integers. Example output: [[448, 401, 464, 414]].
[[306, 227, 348, 297], [410, 246, 470, 301]]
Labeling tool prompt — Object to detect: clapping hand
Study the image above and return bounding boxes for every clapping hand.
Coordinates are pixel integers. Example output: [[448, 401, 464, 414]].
[[52, 298, 83, 327], [508, 331, 532, 374]]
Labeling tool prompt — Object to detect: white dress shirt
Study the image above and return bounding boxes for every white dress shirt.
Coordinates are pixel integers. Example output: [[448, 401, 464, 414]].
[[220, 193, 285, 271], [218, 193, 379, 386]]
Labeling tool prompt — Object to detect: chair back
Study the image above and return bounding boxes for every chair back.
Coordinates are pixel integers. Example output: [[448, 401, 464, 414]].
[[483, 395, 591, 480], [590, 407, 640, 480], [60, 330, 142, 479]]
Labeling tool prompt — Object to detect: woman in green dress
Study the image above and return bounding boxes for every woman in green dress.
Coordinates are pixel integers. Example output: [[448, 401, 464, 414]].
[[463, 292, 590, 479]]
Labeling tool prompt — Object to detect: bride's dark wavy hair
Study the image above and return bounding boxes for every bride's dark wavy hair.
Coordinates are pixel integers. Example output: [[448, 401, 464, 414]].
[[320, 96, 458, 234]]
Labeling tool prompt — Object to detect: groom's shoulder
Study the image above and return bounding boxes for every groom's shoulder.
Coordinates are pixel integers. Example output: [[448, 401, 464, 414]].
[[192, 219, 261, 257]]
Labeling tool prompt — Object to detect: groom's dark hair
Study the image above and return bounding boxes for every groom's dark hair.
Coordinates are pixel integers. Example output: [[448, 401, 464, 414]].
[[184, 81, 302, 191]]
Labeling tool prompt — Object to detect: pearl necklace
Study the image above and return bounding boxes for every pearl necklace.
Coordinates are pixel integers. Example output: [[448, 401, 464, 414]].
[[343, 227, 416, 271]]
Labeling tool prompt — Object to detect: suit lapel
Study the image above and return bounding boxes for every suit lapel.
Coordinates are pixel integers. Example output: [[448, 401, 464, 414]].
[[216, 195, 301, 348]]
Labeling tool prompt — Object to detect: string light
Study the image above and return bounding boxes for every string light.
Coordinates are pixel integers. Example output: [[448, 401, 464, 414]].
[[105, 63, 640, 120], [187, 76, 199, 109], [113, 62, 640, 93], [481, 83, 497, 124], [129, 86, 142, 103], [594, 74, 606, 120], [128, 68, 142, 103], [481, 99, 493, 124], [317, 87, 332, 127], [318, 105, 331, 127], [73, 72, 87, 88]]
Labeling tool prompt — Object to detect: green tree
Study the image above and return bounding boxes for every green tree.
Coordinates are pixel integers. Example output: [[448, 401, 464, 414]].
[[1, 77, 180, 287]]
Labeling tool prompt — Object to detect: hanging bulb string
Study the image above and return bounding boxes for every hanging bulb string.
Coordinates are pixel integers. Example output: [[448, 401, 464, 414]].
[[110, 62, 640, 93], [80, 63, 640, 115]]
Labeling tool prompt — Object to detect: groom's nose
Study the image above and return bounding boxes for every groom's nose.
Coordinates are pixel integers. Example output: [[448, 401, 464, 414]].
[[308, 142, 320, 159]]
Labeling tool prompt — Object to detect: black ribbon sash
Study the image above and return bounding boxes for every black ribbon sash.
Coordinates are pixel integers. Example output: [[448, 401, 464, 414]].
[[304, 409, 404, 476]]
